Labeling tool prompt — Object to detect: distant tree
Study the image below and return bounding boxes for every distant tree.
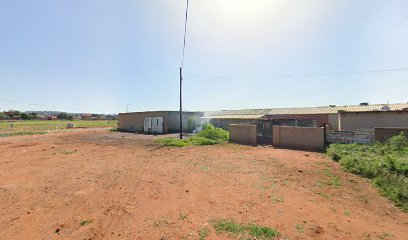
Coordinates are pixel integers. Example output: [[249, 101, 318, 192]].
[[8, 110, 21, 117], [21, 113, 33, 120], [0, 112, 5, 119], [57, 112, 73, 120]]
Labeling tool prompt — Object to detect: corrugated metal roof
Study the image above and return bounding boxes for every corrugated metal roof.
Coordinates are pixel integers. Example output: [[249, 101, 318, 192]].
[[205, 103, 408, 119], [202, 114, 264, 120]]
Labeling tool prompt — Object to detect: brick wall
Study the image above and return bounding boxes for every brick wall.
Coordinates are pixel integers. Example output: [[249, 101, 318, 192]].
[[374, 128, 408, 142], [327, 129, 374, 144]]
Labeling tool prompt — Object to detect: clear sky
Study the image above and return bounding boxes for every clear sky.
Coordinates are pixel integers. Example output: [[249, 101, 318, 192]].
[[0, 0, 407, 114]]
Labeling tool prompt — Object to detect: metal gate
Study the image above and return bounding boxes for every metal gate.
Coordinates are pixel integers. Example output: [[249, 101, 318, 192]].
[[257, 120, 274, 145], [144, 117, 163, 134]]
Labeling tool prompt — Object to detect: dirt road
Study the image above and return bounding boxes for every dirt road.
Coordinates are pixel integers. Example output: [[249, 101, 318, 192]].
[[0, 129, 406, 239]]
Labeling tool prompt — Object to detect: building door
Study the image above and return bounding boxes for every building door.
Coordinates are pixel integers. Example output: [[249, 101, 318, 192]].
[[151, 117, 163, 134], [144, 118, 152, 133], [144, 117, 163, 134]]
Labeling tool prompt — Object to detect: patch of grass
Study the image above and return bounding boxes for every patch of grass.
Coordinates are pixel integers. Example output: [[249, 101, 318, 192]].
[[0, 131, 47, 137], [270, 195, 284, 203], [294, 224, 304, 234], [198, 227, 210, 240], [151, 216, 171, 227], [63, 150, 77, 154], [157, 137, 188, 147], [211, 218, 280, 239], [379, 232, 394, 240], [327, 133, 408, 212], [79, 219, 93, 226], [0, 120, 117, 138], [323, 169, 342, 188], [0, 120, 117, 132], [315, 191, 331, 199], [179, 211, 188, 221], [156, 124, 229, 147], [344, 210, 351, 217]]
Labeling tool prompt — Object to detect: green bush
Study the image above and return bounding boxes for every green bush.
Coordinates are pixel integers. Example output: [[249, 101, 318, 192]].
[[196, 124, 229, 143], [373, 173, 408, 211], [186, 116, 202, 133], [156, 124, 229, 147], [327, 133, 408, 211], [21, 113, 33, 120]]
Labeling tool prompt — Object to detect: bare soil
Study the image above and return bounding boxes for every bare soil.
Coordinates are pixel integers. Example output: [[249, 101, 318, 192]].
[[0, 129, 407, 240]]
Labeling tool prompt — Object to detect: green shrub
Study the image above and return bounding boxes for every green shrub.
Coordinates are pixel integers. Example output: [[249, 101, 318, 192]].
[[327, 133, 408, 211], [196, 124, 229, 143], [386, 133, 408, 152], [156, 124, 229, 147], [374, 173, 408, 211], [186, 116, 202, 133]]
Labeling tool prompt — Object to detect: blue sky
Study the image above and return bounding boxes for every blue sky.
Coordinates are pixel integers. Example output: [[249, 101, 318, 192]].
[[0, 0, 407, 113]]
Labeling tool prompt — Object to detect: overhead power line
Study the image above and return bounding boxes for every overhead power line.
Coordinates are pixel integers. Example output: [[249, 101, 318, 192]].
[[186, 67, 408, 79]]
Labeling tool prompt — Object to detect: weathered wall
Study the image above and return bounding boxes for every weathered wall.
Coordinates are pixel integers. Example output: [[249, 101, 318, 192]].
[[273, 126, 325, 151], [229, 124, 257, 145], [263, 114, 329, 127], [328, 114, 339, 130], [374, 128, 408, 142], [209, 119, 258, 130], [339, 111, 408, 131], [168, 112, 204, 132], [118, 111, 169, 133], [327, 129, 374, 144], [118, 111, 203, 133]]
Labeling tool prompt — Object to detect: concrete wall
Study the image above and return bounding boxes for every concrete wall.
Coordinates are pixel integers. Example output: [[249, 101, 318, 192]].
[[229, 124, 257, 145], [118, 111, 203, 133], [273, 126, 325, 151], [339, 111, 408, 131], [327, 129, 374, 144], [374, 128, 408, 142], [118, 111, 169, 133], [328, 114, 339, 130]]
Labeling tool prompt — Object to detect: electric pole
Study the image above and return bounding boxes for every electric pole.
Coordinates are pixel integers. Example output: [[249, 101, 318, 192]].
[[180, 0, 189, 140], [179, 67, 183, 139]]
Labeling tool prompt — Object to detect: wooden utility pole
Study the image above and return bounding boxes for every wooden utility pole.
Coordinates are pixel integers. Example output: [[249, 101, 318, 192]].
[[179, 67, 183, 139], [179, 0, 188, 140]]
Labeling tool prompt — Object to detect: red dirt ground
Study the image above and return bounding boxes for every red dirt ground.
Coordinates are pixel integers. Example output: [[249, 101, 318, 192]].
[[0, 129, 407, 240]]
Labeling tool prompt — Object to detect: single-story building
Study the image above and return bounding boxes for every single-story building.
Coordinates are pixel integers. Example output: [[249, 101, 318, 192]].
[[202, 109, 270, 130], [118, 111, 203, 134], [205, 103, 408, 131], [338, 110, 408, 131]]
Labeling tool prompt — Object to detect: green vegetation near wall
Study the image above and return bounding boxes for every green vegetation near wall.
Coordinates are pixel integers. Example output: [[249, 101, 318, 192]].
[[157, 124, 229, 147], [327, 133, 408, 211]]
